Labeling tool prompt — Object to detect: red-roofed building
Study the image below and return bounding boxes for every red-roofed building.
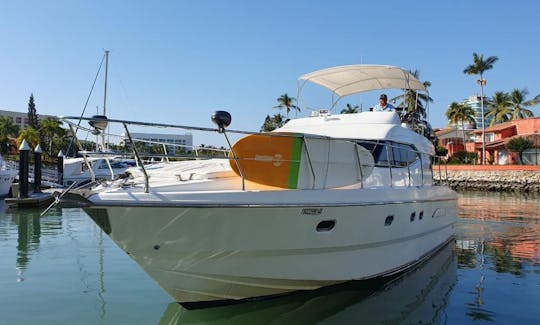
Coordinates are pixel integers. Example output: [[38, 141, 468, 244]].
[[437, 118, 540, 164]]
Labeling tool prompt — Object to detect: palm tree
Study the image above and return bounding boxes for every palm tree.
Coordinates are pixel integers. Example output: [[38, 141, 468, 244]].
[[463, 52, 499, 164], [39, 117, 66, 157], [390, 70, 433, 130], [17, 127, 40, 149], [507, 88, 539, 120], [0, 116, 19, 137], [272, 113, 284, 128], [485, 91, 512, 126], [274, 94, 300, 118], [446, 102, 476, 149], [340, 104, 359, 114], [0, 116, 20, 154]]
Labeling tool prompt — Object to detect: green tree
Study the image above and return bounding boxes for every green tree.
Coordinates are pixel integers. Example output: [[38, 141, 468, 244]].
[[449, 151, 477, 165], [435, 146, 448, 157], [260, 115, 274, 132], [506, 137, 533, 164], [0, 116, 20, 154], [260, 113, 285, 132], [391, 70, 433, 120], [463, 52, 498, 164], [391, 70, 433, 138], [27, 93, 40, 129], [446, 102, 476, 148], [340, 104, 359, 114], [507, 88, 539, 120], [486, 91, 512, 126], [39, 117, 66, 157], [17, 127, 40, 149], [274, 94, 300, 118], [463, 53, 499, 79]]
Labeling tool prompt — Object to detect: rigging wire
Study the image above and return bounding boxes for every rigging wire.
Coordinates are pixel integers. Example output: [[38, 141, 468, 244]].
[[66, 53, 106, 157]]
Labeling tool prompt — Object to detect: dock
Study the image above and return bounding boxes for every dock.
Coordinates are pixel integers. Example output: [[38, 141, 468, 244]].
[[5, 192, 55, 208]]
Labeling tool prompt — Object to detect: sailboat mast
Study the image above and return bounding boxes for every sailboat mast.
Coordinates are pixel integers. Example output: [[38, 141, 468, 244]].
[[102, 50, 110, 151], [103, 50, 109, 116]]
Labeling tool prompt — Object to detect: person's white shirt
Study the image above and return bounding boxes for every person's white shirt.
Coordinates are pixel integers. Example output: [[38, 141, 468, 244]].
[[373, 102, 395, 111]]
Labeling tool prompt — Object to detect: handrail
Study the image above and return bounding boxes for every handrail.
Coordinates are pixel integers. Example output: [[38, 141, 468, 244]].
[[222, 130, 245, 191], [59, 116, 439, 191], [302, 136, 317, 189], [67, 123, 96, 183], [353, 143, 364, 189], [386, 143, 393, 187], [122, 122, 149, 193]]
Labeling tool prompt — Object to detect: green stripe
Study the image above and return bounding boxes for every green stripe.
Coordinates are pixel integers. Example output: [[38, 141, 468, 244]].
[[287, 135, 303, 189]]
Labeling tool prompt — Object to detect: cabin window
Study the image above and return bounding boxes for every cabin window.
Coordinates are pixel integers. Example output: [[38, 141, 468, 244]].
[[410, 212, 416, 222], [109, 161, 127, 169], [97, 160, 110, 169], [358, 141, 419, 168], [384, 215, 394, 226], [81, 162, 91, 172]]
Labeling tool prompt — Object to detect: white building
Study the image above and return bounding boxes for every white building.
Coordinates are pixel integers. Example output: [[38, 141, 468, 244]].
[[0, 109, 55, 129], [128, 132, 193, 155], [462, 95, 493, 129]]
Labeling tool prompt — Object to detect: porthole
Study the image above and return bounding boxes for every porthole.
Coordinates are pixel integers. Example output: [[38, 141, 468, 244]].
[[384, 215, 394, 226], [316, 220, 336, 232], [419, 211, 424, 220], [410, 212, 416, 222]]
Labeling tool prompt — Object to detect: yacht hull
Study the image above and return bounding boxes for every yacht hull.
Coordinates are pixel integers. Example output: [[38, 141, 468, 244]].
[[84, 186, 457, 304]]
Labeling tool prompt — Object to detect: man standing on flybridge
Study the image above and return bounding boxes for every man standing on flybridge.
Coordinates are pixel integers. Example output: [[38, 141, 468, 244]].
[[373, 94, 395, 111]]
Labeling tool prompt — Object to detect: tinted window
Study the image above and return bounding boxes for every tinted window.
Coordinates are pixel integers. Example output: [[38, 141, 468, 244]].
[[358, 141, 419, 168]]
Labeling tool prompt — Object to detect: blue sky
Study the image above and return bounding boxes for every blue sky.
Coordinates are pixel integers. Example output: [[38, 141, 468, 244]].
[[1, 0, 540, 146]]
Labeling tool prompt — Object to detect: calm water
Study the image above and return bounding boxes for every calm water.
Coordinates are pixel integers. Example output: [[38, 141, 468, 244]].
[[0, 192, 539, 324]]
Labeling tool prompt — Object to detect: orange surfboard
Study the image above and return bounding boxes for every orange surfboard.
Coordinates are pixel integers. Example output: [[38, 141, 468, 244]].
[[229, 132, 374, 189]]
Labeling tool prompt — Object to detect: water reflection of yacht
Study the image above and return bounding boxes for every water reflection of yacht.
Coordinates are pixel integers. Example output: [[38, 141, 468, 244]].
[[158, 241, 457, 324]]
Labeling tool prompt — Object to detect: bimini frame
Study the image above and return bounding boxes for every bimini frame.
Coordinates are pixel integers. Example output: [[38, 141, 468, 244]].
[[297, 64, 428, 112]]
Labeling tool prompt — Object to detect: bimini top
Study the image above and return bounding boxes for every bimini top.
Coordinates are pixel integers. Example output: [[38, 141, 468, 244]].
[[298, 64, 426, 98]]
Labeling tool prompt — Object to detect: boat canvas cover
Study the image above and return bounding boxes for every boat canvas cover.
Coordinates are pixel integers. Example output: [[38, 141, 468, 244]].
[[299, 65, 427, 97]]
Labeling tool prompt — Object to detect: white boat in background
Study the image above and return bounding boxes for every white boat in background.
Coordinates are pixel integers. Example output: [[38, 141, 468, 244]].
[[61, 155, 133, 187], [58, 64, 457, 307], [0, 155, 17, 197]]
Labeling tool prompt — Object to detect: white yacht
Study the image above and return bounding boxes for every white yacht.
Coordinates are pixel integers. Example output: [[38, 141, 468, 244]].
[[59, 65, 457, 307], [61, 155, 132, 187], [0, 155, 17, 197]]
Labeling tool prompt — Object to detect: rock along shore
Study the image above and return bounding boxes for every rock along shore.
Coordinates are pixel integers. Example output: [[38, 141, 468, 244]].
[[433, 166, 540, 193]]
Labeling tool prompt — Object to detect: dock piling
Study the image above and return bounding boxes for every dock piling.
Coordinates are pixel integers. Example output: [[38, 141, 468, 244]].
[[34, 144, 42, 193], [18, 139, 31, 199]]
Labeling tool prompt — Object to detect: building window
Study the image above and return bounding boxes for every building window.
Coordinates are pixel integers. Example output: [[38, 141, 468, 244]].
[[486, 133, 495, 142]]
